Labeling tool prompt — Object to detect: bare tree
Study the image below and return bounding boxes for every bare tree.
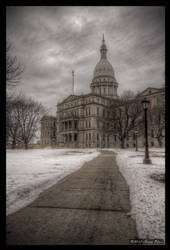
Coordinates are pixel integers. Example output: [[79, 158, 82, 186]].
[[6, 41, 24, 144], [6, 41, 24, 87], [6, 94, 13, 145], [8, 95, 47, 149], [109, 91, 143, 148], [149, 96, 165, 147], [7, 98, 22, 149]]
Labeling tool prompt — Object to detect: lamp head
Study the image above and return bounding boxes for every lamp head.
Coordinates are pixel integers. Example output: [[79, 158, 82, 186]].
[[142, 99, 150, 110]]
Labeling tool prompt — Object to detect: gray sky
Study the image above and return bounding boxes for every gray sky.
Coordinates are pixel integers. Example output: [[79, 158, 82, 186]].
[[6, 6, 165, 115]]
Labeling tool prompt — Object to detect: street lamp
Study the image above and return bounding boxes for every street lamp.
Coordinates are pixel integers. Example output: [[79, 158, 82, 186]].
[[134, 130, 138, 151], [142, 99, 152, 164]]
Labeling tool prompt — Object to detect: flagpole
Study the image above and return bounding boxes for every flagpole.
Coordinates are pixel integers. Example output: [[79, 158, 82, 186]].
[[72, 70, 74, 95]]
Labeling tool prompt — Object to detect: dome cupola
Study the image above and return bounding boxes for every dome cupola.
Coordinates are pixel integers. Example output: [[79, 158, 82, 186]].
[[90, 35, 118, 98]]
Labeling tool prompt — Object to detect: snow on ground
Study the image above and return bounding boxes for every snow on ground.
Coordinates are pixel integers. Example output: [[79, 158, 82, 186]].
[[110, 147, 165, 242], [7, 147, 165, 242], [6, 148, 100, 215]]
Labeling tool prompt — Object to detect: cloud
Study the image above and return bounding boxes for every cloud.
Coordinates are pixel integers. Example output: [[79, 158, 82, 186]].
[[6, 6, 165, 115]]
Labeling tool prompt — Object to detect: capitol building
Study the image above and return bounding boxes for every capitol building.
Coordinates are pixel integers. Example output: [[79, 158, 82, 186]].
[[41, 36, 164, 148]]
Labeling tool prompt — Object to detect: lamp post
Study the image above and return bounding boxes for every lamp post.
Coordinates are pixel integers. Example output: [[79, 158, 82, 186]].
[[135, 130, 138, 151], [142, 99, 152, 164]]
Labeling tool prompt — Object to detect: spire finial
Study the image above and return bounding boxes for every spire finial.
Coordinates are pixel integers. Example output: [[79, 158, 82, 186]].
[[100, 34, 107, 59]]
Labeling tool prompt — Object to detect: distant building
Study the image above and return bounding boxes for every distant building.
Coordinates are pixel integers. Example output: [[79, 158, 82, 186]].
[[41, 36, 165, 148], [41, 116, 57, 147]]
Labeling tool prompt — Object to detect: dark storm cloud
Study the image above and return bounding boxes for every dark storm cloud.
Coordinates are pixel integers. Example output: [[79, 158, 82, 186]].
[[6, 6, 165, 115]]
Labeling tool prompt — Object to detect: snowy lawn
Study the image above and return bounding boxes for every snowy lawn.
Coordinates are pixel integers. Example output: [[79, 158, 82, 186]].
[[6, 147, 165, 243], [6, 148, 100, 215], [110, 147, 165, 243]]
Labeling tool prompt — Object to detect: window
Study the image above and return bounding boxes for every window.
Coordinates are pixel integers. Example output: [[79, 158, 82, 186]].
[[97, 120, 99, 128], [97, 107, 99, 116], [86, 120, 88, 128], [89, 133, 91, 141], [97, 133, 99, 140], [74, 121, 77, 129], [89, 121, 91, 128], [74, 134, 77, 141], [69, 121, 72, 129]]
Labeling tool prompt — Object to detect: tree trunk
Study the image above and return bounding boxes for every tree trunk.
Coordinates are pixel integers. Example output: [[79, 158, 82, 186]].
[[12, 140, 16, 149], [158, 137, 162, 148], [24, 143, 28, 149], [121, 139, 125, 149]]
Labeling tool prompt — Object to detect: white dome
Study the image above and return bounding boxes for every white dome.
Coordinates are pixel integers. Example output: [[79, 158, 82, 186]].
[[90, 35, 118, 99], [93, 58, 116, 81]]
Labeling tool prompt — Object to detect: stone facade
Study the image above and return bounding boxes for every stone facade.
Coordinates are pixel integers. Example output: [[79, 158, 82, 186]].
[[40, 37, 165, 148], [41, 116, 57, 147], [55, 93, 121, 148]]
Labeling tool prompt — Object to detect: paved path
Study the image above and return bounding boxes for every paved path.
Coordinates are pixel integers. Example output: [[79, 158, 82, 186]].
[[6, 151, 137, 245]]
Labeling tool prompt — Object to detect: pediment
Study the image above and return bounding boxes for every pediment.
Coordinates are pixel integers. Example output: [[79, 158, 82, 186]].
[[138, 87, 160, 96], [62, 95, 78, 104]]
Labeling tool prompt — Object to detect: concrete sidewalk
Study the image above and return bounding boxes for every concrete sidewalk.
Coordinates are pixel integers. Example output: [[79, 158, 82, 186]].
[[6, 150, 137, 245]]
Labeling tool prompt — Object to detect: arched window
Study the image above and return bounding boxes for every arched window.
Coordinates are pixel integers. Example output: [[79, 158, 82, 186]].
[[97, 120, 99, 128]]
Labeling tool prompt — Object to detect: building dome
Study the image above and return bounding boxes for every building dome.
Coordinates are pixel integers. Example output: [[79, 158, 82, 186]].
[[93, 58, 117, 82], [90, 35, 118, 98]]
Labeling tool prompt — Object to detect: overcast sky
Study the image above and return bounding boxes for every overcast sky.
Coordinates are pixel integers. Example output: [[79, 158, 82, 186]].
[[6, 6, 165, 115]]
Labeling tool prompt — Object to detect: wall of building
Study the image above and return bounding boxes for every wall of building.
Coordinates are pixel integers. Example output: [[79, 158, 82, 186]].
[[40, 88, 165, 149]]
